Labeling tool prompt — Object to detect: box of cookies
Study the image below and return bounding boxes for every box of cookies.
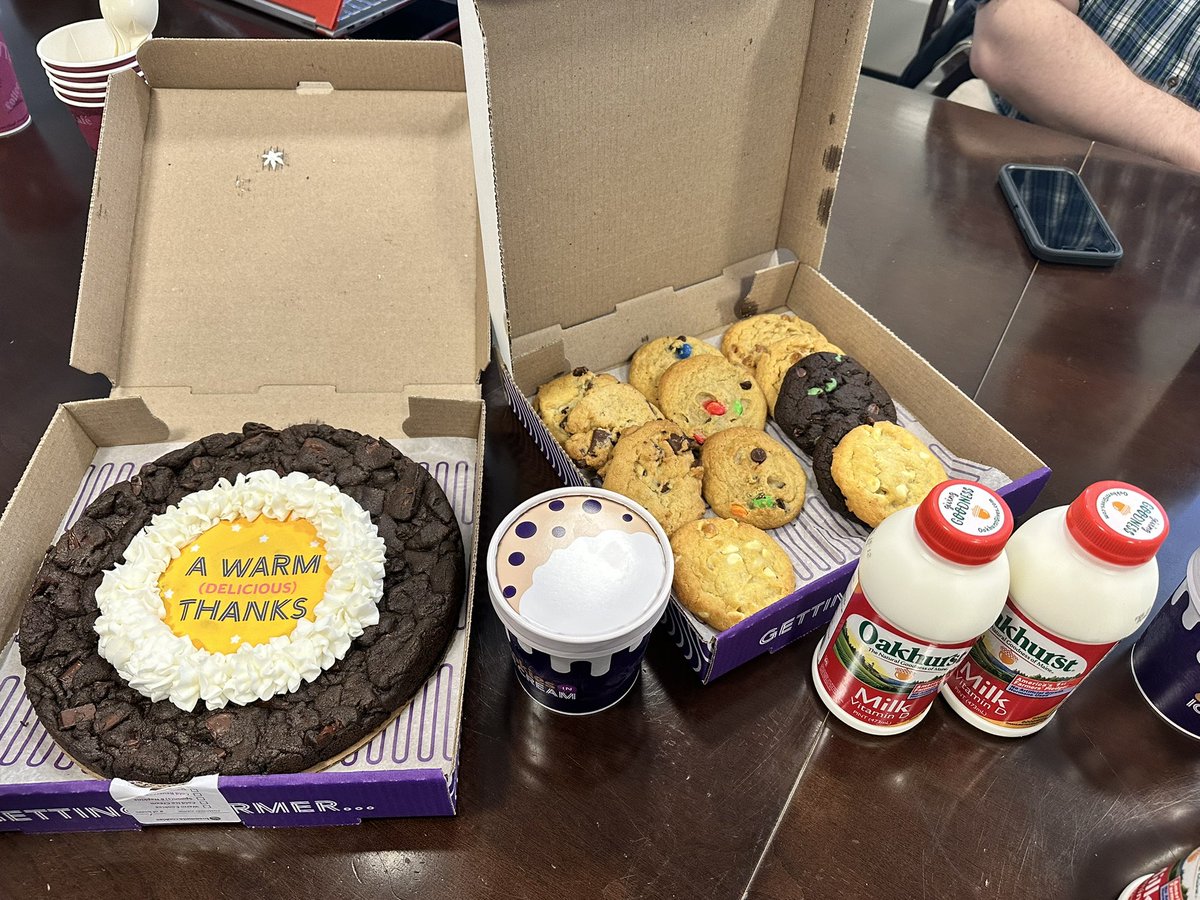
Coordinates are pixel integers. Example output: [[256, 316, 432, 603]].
[[460, 1, 1051, 681], [0, 41, 487, 832]]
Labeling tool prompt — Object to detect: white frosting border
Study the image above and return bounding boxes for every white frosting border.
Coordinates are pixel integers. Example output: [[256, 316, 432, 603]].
[[93, 470, 386, 711]]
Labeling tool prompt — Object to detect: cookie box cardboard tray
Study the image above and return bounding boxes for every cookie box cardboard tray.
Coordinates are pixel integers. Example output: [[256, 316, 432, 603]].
[[0, 40, 489, 833], [460, 0, 1051, 682]]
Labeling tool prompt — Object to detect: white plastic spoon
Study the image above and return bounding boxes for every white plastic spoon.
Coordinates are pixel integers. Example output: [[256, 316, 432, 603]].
[[98, 0, 157, 54]]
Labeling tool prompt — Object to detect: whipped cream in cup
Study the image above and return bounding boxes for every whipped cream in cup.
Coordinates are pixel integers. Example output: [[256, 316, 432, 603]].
[[487, 488, 673, 715]]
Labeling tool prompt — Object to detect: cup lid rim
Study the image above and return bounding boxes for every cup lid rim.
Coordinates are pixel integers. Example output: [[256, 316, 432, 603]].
[[486, 487, 674, 650]]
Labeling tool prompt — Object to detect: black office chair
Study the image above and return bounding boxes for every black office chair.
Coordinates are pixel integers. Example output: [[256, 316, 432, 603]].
[[898, 0, 979, 97]]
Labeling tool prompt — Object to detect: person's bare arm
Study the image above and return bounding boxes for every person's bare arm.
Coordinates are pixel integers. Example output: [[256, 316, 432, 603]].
[[972, 0, 1200, 171]]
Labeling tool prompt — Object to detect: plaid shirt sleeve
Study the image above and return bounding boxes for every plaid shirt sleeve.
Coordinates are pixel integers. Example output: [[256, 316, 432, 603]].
[[992, 0, 1200, 119]]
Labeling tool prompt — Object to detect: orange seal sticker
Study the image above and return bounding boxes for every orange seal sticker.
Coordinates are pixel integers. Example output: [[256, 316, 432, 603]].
[[157, 516, 332, 654]]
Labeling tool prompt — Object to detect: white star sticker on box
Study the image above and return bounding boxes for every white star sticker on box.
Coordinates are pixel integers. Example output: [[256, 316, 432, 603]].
[[230, 635, 241, 645], [231, 523, 242, 532], [191, 544, 201, 552], [261, 147, 286, 171], [310, 541, 319, 548], [259, 534, 269, 543], [162, 589, 174, 599]]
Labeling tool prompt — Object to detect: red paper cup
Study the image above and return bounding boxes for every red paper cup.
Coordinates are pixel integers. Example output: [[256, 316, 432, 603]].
[[51, 83, 106, 106], [70, 107, 103, 152], [1, 29, 32, 137], [52, 81, 110, 103], [52, 89, 105, 152], [47, 75, 108, 95], [45, 59, 141, 87], [36, 20, 149, 73]]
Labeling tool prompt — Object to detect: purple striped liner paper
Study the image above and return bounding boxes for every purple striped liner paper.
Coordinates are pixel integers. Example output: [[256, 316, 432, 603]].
[[0, 436, 477, 833], [501, 334, 1050, 683]]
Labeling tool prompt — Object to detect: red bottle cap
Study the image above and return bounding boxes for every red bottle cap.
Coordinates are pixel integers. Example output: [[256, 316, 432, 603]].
[[914, 480, 1014, 565], [1065, 481, 1169, 566]]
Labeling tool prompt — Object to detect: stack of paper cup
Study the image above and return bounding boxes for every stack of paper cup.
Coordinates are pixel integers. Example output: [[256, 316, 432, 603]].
[[1, 29, 33, 137], [36, 19, 149, 151]]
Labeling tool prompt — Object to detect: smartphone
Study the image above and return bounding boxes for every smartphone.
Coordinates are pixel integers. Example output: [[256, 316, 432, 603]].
[[998, 164, 1122, 266]]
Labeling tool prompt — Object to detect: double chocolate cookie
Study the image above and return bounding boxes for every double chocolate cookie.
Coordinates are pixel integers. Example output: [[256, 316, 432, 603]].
[[773, 352, 896, 454], [19, 423, 465, 783], [812, 415, 875, 523]]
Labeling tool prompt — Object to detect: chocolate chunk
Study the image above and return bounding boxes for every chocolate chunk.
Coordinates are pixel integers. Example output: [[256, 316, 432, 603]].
[[666, 433, 686, 454], [589, 429, 612, 452], [384, 483, 419, 521], [60, 660, 83, 686], [237, 433, 275, 457], [60, 704, 96, 729], [740, 380, 753, 391], [354, 440, 394, 471], [750, 447, 767, 464], [572, 366, 588, 377], [95, 702, 134, 734]]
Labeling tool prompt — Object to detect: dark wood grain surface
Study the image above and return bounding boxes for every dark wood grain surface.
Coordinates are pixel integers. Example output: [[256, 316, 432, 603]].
[[751, 99, 1200, 900], [2, 4, 1198, 899], [821, 84, 1091, 396]]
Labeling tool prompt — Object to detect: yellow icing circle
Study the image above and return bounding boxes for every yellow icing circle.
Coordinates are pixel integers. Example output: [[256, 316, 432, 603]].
[[157, 516, 332, 654]]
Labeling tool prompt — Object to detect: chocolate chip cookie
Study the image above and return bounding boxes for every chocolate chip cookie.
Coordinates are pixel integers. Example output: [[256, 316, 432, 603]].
[[628, 335, 722, 406], [670, 518, 796, 631], [700, 427, 807, 529], [657, 355, 768, 445], [831, 421, 948, 527], [602, 420, 705, 535], [773, 352, 896, 454], [721, 313, 826, 371], [18, 423, 465, 783], [535, 366, 620, 444], [562, 382, 662, 473]]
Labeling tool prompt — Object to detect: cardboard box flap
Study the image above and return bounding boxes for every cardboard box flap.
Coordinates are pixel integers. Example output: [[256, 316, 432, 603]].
[[74, 40, 487, 398], [464, 0, 871, 360], [134, 38, 466, 92]]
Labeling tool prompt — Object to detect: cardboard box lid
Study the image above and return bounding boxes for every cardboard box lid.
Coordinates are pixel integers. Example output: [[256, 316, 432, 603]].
[[73, 39, 488, 404], [462, 0, 873, 364]]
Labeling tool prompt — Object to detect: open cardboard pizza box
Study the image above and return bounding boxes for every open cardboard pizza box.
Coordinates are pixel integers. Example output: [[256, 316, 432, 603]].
[[460, 0, 1050, 681], [0, 39, 487, 832]]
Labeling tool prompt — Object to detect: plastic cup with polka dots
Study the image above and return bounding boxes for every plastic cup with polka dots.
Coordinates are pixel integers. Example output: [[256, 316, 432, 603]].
[[487, 487, 674, 715]]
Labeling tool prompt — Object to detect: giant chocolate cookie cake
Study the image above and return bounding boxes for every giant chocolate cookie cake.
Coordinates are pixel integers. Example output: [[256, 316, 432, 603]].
[[19, 423, 464, 783]]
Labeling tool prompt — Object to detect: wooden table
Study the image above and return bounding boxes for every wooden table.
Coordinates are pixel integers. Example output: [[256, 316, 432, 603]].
[[2, 4, 1198, 898]]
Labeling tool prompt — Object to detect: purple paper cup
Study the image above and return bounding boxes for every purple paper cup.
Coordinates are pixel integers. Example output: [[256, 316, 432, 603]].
[[56, 97, 103, 152], [1132, 546, 1200, 740], [0, 29, 32, 137], [487, 488, 673, 715]]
